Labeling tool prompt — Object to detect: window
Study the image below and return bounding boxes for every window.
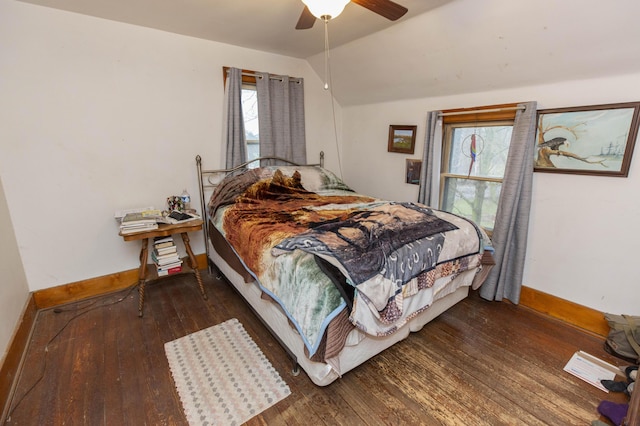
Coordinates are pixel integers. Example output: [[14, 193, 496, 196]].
[[224, 66, 306, 168], [224, 67, 260, 167], [241, 84, 259, 166], [439, 106, 517, 233]]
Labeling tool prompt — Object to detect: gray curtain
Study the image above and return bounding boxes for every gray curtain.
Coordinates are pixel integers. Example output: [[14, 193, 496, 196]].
[[224, 67, 246, 169], [480, 101, 538, 303], [256, 73, 307, 165], [418, 111, 442, 206]]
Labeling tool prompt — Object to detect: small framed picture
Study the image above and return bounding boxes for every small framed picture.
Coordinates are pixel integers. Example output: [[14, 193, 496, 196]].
[[535, 102, 640, 177], [388, 125, 417, 154], [406, 159, 422, 184]]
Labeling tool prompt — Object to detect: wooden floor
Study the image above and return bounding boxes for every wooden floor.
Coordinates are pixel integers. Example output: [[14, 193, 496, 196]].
[[4, 272, 630, 425]]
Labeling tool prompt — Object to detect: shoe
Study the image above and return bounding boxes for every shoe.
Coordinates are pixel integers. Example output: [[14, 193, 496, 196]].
[[625, 365, 638, 382], [601, 379, 629, 392]]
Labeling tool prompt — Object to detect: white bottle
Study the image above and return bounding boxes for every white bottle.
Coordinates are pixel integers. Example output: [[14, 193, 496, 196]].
[[181, 189, 191, 211]]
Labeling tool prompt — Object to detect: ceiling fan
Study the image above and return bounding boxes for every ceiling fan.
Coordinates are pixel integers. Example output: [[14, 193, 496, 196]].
[[295, 0, 408, 30]]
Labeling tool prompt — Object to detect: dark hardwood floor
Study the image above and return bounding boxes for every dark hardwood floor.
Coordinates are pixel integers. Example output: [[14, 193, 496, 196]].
[[4, 272, 631, 425]]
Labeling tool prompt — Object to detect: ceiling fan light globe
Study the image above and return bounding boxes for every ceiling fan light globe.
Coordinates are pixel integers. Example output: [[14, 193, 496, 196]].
[[301, 0, 350, 20]]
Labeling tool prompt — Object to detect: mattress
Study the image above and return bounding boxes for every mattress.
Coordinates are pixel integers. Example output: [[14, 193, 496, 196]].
[[209, 235, 476, 386]]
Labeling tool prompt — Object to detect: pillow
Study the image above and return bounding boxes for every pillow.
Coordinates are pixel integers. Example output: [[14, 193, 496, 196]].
[[263, 165, 353, 193], [208, 165, 353, 218]]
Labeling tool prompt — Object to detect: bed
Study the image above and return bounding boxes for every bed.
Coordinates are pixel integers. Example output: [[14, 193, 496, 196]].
[[196, 153, 494, 386]]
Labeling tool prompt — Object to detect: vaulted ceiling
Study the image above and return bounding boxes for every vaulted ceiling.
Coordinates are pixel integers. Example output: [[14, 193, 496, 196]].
[[17, 0, 640, 106], [17, 0, 446, 58]]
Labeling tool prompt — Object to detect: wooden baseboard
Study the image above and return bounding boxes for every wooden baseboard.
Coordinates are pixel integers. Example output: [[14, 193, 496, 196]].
[[0, 295, 38, 423], [519, 286, 608, 337], [31, 260, 607, 335], [33, 254, 209, 309], [34, 269, 139, 309]]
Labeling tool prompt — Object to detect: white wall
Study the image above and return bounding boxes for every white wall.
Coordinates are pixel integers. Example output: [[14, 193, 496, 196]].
[[0, 175, 30, 363], [0, 0, 339, 292], [342, 73, 640, 314]]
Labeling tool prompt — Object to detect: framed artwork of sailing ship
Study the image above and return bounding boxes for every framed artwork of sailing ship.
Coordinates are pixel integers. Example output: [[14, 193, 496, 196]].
[[534, 102, 640, 177]]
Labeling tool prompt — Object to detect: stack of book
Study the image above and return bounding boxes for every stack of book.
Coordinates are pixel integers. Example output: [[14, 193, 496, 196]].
[[151, 236, 183, 276], [119, 211, 160, 234]]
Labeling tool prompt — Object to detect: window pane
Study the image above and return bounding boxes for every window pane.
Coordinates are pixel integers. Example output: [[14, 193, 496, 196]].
[[441, 177, 502, 231], [242, 86, 259, 142], [242, 86, 259, 168], [246, 142, 259, 163], [449, 126, 512, 178]]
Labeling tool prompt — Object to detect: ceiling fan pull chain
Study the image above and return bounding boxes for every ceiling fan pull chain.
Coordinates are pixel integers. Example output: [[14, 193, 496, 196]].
[[323, 16, 331, 90]]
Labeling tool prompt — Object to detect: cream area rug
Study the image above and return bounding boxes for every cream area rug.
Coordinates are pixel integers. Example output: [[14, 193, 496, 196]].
[[165, 318, 291, 425]]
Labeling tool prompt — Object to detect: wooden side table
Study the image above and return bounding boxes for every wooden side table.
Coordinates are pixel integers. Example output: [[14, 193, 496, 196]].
[[120, 219, 207, 317]]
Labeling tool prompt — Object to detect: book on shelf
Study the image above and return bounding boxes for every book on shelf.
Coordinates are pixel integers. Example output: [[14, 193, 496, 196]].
[[151, 253, 180, 265], [156, 259, 183, 270], [114, 206, 154, 221], [119, 212, 158, 235], [153, 251, 178, 259], [154, 236, 174, 244], [118, 210, 200, 230], [158, 260, 182, 269], [120, 211, 161, 226], [153, 236, 177, 254], [152, 252, 180, 266], [154, 236, 175, 244], [120, 223, 158, 234], [155, 245, 177, 255], [154, 241, 175, 250], [157, 264, 183, 276], [121, 222, 157, 230]]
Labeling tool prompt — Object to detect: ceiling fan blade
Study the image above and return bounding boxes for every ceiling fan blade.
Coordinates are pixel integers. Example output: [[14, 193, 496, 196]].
[[295, 6, 316, 30], [351, 0, 408, 21]]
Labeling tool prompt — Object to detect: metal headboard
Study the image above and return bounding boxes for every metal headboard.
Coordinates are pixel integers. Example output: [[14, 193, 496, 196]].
[[195, 152, 324, 272]]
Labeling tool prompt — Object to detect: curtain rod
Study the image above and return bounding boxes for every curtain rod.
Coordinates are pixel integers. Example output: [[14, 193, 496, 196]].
[[438, 105, 526, 117], [242, 72, 301, 83], [225, 68, 302, 83]]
